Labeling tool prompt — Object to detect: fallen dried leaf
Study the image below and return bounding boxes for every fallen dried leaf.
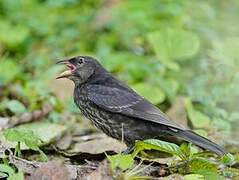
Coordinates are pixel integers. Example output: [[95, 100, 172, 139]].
[[68, 136, 126, 155], [5, 148, 98, 180], [55, 132, 72, 150], [85, 160, 113, 180], [27, 161, 71, 180], [159, 174, 184, 180]]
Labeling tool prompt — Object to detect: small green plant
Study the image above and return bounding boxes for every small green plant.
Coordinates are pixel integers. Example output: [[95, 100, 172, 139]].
[[107, 154, 153, 179], [107, 154, 134, 171], [131, 139, 234, 179], [0, 164, 24, 180], [133, 139, 183, 159], [107, 138, 236, 179], [3, 128, 48, 161]]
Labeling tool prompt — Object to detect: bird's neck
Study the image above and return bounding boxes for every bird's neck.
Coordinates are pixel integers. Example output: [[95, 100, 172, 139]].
[[74, 70, 113, 89], [89, 72, 114, 85]]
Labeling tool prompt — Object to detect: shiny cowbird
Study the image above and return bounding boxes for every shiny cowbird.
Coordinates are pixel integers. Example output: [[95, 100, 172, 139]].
[[56, 56, 225, 156]]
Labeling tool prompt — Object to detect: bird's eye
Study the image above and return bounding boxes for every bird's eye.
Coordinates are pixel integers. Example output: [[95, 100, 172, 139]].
[[78, 58, 84, 64]]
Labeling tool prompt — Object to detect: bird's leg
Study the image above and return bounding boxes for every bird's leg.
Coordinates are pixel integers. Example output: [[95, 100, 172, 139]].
[[122, 144, 135, 154]]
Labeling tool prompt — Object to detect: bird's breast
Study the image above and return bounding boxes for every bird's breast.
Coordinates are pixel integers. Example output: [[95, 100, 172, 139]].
[[73, 86, 121, 139]]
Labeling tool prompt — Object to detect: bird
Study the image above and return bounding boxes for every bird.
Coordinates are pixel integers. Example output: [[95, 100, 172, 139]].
[[56, 55, 226, 156]]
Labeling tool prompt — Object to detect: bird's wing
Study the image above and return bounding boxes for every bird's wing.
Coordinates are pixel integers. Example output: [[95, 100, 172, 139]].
[[86, 84, 185, 130]]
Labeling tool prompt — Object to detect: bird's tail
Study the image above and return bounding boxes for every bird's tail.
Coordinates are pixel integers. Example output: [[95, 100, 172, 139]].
[[171, 129, 226, 156]]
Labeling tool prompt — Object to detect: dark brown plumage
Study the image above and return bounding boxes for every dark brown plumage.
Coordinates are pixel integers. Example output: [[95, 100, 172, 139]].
[[56, 55, 226, 156]]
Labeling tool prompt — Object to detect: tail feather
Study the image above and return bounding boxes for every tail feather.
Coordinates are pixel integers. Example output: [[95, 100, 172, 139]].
[[171, 129, 226, 156]]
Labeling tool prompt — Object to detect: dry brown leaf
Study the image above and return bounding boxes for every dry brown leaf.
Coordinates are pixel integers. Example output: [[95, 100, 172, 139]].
[[84, 160, 113, 180], [69, 136, 126, 155], [27, 161, 71, 180], [56, 132, 72, 150], [158, 174, 184, 180]]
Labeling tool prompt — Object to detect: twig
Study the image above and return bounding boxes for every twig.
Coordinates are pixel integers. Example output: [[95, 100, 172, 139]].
[[0, 103, 53, 129]]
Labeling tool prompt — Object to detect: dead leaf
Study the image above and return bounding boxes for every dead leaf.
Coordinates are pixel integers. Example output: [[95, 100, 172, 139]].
[[7, 152, 97, 180], [159, 174, 184, 180], [72, 133, 105, 142], [68, 135, 126, 155], [27, 161, 71, 180], [55, 132, 72, 150], [85, 160, 113, 180], [0, 117, 9, 130]]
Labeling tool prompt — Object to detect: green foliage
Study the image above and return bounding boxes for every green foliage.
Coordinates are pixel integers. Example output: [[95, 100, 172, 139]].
[[132, 83, 165, 104], [0, 20, 29, 47], [0, 59, 21, 84], [107, 154, 134, 171], [185, 98, 210, 129], [220, 153, 236, 166], [184, 174, 204, 180], [0, 0, 238, 178], [134, 139, 181, 158], [188, 157, 218, 173], [0, 122, 67, 150], [3, 128, 47, 161], [0, 164, 24, 180], [5, 100, 26, 115], [148, 29, 200, 70], [133, 139, 235, 178]]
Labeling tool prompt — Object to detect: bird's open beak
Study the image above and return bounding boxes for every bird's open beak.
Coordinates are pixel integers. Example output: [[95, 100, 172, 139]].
[[56, 59, 76, 79]]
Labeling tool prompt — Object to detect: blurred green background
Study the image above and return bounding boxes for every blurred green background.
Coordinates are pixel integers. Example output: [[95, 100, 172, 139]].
[[0, 0, 239, 151]]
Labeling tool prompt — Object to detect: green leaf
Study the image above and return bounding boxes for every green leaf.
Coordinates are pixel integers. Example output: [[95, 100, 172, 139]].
[[228, 112, 239, 122], [134, 139, 181, 157], [188, 157, 220, 179], [148, 28, 200, 69], [4, 128, 48, 161], [209, 37, 239, 64], [0, 164, 15, 176], [188, 158, 223, 179], [17, 122, 67, 144], [132, 83, 165, 104], [195, 170, 223, 180], [184, 174, 204, 180], [6, 100, 26, 115], [8, 171, 24, 180], [194, 129, 208, 138], [107, 154, 134, 171], [211, 118, 231, 132], [0, 122, 67, 149], [0, 59, 21, 84], [0, 172, 7, 179], [0, 20, 29, 47], [156, 77, 179, 102], [180, 143, 191, 159], [185, 98, 210, 129], [0, 164, 24, 180], [4, 129, 41, 147], [221, 153, 236, 166]]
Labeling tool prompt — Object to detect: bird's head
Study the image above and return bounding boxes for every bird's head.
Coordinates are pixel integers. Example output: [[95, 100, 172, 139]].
[[56, 56, 102, 84]]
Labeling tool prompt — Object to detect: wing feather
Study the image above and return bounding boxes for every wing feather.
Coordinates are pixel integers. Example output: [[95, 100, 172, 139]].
[[86, 84, 185, 130]]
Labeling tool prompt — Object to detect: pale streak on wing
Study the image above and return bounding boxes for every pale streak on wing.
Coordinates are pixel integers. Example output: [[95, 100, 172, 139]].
[[86, 84, 185, 130], [86, 84, 142, 111]]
